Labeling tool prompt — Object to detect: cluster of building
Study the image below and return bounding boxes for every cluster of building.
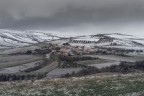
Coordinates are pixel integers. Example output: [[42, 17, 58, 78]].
[[57, 44, 96, 56]]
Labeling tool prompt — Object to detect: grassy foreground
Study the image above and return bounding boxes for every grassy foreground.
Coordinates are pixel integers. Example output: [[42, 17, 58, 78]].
[[0, 73, 144, 96]]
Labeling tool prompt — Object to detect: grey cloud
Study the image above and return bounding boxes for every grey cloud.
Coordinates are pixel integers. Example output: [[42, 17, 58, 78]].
[[0, 0, 144, 31]]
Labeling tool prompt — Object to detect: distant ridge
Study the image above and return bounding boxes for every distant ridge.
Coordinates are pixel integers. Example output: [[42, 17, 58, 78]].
[[0, 29, 144, 50]]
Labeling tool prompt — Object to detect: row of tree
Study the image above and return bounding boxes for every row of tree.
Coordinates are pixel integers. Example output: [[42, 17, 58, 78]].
[[0, 74, 46, 81], [59, 56, 98, 62]]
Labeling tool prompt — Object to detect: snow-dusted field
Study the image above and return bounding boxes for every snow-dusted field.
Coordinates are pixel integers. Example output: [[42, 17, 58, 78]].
[[0, 29, 61, 48], [0, 55, 42, 68], [0, 45, 39, 54], [0, 61, 42, 74]]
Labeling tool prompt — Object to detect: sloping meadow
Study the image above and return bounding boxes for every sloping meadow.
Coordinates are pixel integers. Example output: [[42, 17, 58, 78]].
[[0, 73, 144, 96]]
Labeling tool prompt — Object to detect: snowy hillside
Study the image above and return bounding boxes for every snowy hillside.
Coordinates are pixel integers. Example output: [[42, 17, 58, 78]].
[[69, 33, 144, 50], [0, 29, 61, 48], [0, 29, 144, 50]]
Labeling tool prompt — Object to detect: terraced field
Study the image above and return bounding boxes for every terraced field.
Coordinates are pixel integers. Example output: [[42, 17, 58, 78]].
[[0, 54, 43, 74], [0, 55, 43, 68]]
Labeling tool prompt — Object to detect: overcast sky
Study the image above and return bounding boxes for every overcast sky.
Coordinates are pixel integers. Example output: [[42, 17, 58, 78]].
[[0, 0, 144, 35]]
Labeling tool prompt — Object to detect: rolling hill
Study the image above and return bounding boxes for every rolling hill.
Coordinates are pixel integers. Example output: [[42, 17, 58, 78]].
[[0, 29, 144, 50]]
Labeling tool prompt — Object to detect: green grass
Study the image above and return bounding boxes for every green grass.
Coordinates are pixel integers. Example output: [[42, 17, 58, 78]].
[[0, 73, 144, 96], [78, 78, 144, 96]]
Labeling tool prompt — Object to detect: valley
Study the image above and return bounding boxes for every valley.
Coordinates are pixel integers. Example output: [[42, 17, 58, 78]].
[[0, 30, 143, 79]]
